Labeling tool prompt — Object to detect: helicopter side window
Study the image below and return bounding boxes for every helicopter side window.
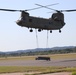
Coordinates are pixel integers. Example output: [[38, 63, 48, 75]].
[[49, 22, 52, 24], [29, 19, 32, 22]]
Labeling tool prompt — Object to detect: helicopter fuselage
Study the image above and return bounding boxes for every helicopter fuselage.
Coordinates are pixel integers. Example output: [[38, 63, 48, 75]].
[[16, 11, 65, 32]]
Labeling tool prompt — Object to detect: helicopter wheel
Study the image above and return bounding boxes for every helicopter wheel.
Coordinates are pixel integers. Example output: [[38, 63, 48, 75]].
[[59, 29, 61, 33], [38, 29, 41, 32], [30, 29, 33, 32], [50, 30, 52, 33]]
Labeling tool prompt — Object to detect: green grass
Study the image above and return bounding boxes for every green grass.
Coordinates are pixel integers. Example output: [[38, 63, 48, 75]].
[[0, 66, 76, 74], [0, 53, 76, 74], [49, 53, 76, 60], [0, 56, 35, 61], [72, 72, 76, 75], [0, 53, 76, 61]]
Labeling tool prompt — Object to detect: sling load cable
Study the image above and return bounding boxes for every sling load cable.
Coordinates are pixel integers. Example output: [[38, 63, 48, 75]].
[[35, 29, 39, 48], [46, 30, 49, 48]]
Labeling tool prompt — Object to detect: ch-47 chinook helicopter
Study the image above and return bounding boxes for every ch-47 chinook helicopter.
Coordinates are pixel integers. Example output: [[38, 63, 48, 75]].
[[0, 3, 76, 33]]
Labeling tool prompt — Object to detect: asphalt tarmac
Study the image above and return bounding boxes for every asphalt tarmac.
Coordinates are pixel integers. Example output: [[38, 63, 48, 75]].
[[0, 58, 76, 67]]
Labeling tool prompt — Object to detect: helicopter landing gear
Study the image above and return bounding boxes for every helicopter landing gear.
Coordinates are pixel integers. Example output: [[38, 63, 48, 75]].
[[59, 29, 61, 33], [30, 29, 33, 32], [50, 30, 52, 33], [38, 29, 41, 32]]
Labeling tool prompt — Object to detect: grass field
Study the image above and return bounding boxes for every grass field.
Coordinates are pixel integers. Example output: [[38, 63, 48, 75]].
[[0, 53, 76, 61], [0, 66, 76, 74], [0, 53, 76, 74], [49, 53, 76, 59]]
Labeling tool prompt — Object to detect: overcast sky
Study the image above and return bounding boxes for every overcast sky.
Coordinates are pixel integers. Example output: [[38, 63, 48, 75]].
[[0, 0, 76, 52]]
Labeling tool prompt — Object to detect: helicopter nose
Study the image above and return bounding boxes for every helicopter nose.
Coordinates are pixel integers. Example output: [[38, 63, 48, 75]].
[[16, 20, 22, 25]]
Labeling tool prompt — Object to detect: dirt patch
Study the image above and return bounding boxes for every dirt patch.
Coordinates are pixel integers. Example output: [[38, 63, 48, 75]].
[[41, 72, 72, 75], [0, 72, 25, 75], [0, 72, 72, 75]]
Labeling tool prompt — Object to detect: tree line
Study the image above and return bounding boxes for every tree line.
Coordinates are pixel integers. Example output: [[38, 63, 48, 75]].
[[0, 47, 76, 57]]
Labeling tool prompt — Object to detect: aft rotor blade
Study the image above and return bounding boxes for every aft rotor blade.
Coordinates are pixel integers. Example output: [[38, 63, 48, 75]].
[[61, 9, 76, 12], [35, 4, 76, 13]]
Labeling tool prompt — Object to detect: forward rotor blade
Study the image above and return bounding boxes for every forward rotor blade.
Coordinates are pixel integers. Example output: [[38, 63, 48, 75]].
[[25, 3, 59, 11], [0, 8, 21, 12], [35, 4, 57, 11], [0, 3, 59, 12]]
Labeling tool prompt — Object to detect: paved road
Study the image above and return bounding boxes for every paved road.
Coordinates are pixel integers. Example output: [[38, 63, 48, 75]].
[[0, 59, 76, 67]]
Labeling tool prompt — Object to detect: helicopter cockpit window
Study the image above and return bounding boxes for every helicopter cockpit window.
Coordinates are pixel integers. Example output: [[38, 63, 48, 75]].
[[21, 11, 29, 17], [21, 11, 29, 21]]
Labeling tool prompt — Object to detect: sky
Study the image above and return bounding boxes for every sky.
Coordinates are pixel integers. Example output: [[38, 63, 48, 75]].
[[0, 0, 76, 52]]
